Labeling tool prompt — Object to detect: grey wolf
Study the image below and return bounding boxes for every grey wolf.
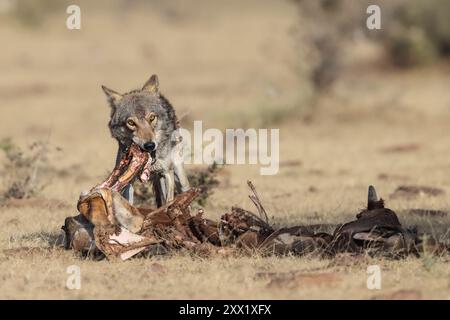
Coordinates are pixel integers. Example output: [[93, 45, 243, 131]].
[[101, 74, 190, 206]]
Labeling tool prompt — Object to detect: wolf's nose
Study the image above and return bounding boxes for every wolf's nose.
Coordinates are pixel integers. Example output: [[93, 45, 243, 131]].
[[143, 142, 156, 152]]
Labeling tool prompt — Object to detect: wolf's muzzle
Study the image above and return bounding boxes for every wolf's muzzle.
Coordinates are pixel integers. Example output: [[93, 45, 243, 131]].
[[143, 141, 156, 152]]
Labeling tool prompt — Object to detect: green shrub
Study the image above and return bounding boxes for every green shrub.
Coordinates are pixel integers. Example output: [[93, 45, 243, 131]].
[[383, 0, 450, 67], [387, 26, 439, 67]]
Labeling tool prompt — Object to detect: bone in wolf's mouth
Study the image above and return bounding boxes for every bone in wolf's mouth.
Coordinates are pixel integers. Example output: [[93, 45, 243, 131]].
[[95, 143, 152, 192], [135, 143, 157, 166]]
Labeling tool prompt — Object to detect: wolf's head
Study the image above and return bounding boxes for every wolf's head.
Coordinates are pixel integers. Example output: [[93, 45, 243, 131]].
[[102, 75, 177, 154]]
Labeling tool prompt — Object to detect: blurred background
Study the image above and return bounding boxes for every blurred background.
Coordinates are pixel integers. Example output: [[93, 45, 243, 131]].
[[1, 0, 450, 217]]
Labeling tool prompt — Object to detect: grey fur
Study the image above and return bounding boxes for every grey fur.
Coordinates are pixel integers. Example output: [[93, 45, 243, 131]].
[[103, 74, 190, 206]]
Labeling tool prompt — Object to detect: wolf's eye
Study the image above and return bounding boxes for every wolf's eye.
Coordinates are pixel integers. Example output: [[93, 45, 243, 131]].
[[127, 119, 136, 127]]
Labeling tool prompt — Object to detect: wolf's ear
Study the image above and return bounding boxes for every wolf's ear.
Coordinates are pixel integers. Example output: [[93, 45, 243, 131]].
[[142, 74, 159, 94], [101, 85, 122, 106]]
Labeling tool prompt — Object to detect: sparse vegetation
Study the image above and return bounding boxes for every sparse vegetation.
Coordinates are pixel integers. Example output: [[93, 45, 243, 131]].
[[132, 162, 223, 208], [292, 0, 450, 82], [292, 0, 366, 92], [381, 0, 450, 67], [2, 0, 62, 27], [187, 162, 222, 207], [0, 138, 50, 201]]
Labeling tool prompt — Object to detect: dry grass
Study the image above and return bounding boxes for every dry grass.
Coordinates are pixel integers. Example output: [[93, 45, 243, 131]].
[[0, 0, 449, 299]]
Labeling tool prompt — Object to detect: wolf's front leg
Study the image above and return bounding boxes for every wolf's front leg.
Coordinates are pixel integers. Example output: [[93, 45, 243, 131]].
[[151, 171, 174, 207], [159, 171, 175, 204], [152, 175, 165, 207], [163, 170, 175, 203], [115, 143, 134, 204], [173, 162, 190, 193], [171, 133, 190, 194]]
